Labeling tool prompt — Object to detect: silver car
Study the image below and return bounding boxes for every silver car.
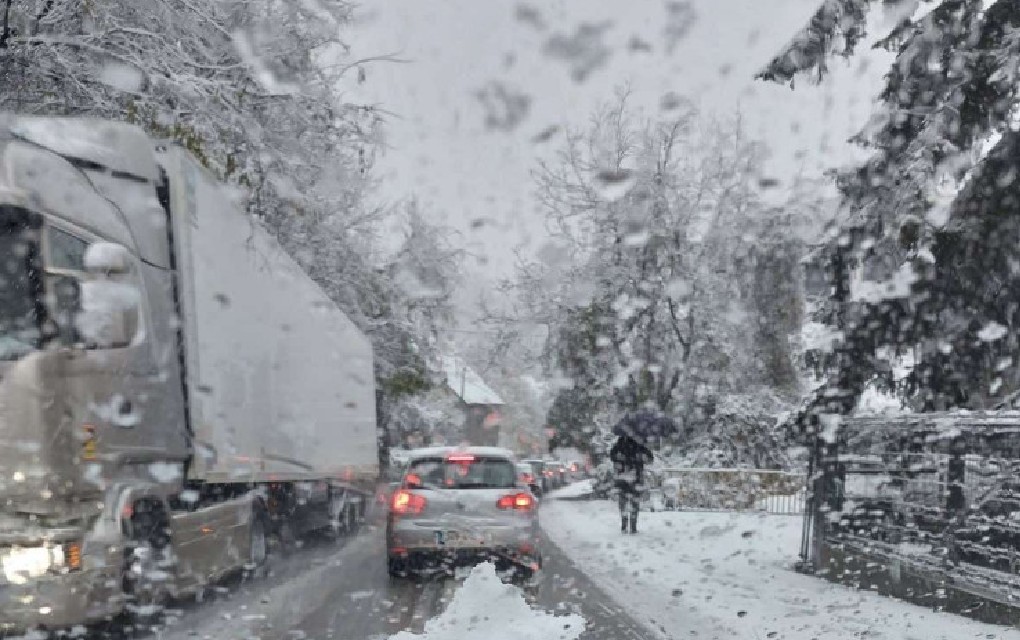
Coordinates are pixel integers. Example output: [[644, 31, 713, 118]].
[[385, 446, 541, 581]]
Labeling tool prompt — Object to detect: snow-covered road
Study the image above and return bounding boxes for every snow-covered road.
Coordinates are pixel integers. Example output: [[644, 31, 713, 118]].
[[149, 497, 653, 640], [541, 498, 1020, 640]]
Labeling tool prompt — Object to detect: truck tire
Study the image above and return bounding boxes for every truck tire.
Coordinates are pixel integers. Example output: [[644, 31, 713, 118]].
[[346, 502, 358, 534], [246, 510, 269, 578], [275, 518, 297, 555], [326, 491, 348, 541], [387, 555, 407, 579]]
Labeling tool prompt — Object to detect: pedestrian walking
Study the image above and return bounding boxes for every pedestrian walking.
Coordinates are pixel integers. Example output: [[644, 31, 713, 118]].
[[610, 434, 653, 534]]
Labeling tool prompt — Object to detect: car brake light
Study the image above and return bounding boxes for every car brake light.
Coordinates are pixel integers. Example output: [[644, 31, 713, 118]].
[[447, 453, 476, 462], [405, 473, 422, 487], [391, 489, 427, 514], [571, 464, 578, 471], [497, 492, 535, 510]]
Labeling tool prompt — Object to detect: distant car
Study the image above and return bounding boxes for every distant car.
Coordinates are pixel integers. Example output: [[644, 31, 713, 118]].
[[389, 447, 413, 469], [552, 461, 570, 486], [565, 460, 585, 480], [522, 459, 550, 492], [541, 460, 563, 489], [386, 446, 542, 583], [516, 462, 543, 497]]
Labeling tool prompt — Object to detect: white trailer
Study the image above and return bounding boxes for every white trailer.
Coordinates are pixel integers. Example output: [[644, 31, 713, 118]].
[[160, 146, 378, 487]]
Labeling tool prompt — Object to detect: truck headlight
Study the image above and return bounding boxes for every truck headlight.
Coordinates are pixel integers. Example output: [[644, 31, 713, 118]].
[[1, 542, 82, 585]]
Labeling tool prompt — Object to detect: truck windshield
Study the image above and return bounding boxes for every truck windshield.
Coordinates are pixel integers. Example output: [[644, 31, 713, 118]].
[[0, 208, 44, 361]]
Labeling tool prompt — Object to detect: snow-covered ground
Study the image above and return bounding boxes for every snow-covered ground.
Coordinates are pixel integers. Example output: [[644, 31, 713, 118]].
[[546, 478, 594, 499], [388, 563, 585, 640], [541, 499, 1020, 640]]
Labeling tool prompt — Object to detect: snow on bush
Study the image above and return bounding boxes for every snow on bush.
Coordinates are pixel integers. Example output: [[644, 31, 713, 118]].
[[388, 563, 585, 640]]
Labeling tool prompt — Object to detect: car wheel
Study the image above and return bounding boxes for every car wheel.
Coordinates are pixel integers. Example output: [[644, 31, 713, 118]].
[[388, 555, 407, 578]]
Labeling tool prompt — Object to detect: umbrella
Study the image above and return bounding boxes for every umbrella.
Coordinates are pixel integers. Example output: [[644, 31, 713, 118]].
[[611, 408, 678, 444]]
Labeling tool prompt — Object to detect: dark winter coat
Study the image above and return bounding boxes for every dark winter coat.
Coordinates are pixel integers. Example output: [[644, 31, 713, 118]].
[[609, 435, 653, 490]]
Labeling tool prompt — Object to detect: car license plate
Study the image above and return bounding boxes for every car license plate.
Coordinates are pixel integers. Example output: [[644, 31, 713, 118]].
[[435, 530, 471, 546]]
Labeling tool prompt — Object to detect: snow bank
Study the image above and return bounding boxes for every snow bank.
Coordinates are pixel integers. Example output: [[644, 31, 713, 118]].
[[542, 500, 1020, 640], [547, 479, 594, 499], [389, 562, 585, 640]]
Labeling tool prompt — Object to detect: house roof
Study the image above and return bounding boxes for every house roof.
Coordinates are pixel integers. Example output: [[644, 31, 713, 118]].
[[439, 355, 504, 406]]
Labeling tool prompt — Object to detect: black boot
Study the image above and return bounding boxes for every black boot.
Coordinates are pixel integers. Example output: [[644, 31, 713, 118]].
[[621, 516, 628, 533], [629, 514, 637, 534]]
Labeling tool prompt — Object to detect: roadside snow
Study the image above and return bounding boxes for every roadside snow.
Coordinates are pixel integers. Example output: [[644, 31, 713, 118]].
[[547, 479, 594, 499], [541, 499, 1020, 640], [388, 562, 585, 640]]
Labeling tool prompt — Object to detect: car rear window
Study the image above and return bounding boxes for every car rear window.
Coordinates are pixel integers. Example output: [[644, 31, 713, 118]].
[[407, 456, 516, 489]]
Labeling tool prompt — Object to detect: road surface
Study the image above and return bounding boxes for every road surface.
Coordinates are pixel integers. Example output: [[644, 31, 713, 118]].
[[268, 501, 656, 640]]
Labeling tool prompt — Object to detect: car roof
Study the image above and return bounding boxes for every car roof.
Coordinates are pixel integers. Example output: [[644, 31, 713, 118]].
[[406, 446, 516, 461]]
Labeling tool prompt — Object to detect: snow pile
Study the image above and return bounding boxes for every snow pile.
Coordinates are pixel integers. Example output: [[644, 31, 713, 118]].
[[548, 479, 594, 499], [855, 385, 909, 415], [388, 563, 584, 640], [542, 500, 1020, 640]]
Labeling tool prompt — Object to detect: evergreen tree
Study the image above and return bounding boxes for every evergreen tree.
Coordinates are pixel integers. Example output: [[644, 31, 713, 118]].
[[762, 0, 1020, 423]]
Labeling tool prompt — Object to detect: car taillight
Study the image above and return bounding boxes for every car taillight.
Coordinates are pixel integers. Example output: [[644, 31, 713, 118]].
[[570, 464, 578, 471], [391, 489, 427, 515], [497, 492, 535, 510]]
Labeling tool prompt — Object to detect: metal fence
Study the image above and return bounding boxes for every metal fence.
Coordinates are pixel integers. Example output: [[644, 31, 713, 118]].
[[651, 468, 807, 515], [801, 414, 1020, 571]]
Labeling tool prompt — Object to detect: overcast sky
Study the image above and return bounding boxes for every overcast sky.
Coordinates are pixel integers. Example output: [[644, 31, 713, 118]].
[[343, 1, 895, 322]]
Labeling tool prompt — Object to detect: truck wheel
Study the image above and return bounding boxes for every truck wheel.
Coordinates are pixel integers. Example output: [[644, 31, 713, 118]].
[[346, 502, 358, 534], [275, 519, 297, 555], [326, 491, 348, 540], [246, 511, 269, 578], [387, 555, 406, 579]]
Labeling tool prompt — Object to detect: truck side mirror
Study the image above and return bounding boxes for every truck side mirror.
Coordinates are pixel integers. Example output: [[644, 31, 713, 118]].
[[75, 242, 140, 349], [76, 282, 141, 349], [83, 242, 131, 276]]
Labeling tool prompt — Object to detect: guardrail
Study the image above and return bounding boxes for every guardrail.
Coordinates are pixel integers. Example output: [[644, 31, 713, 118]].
[[653, 468, 807, 515]]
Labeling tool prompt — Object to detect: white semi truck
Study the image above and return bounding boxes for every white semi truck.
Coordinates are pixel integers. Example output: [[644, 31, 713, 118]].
[[0, 115, 379, 632]]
